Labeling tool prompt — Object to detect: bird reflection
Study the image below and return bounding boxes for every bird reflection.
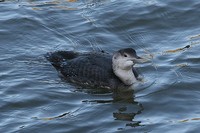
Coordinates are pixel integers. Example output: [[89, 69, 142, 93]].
[[112, 87, 143, 126], [81, 86, 143, 128]]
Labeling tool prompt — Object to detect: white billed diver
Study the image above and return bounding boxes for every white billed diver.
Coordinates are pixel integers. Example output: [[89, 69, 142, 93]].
[[45, 48, 145, 89]]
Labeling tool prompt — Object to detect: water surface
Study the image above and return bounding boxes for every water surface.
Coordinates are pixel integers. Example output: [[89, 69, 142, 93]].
[[0, 0, 200, 132]]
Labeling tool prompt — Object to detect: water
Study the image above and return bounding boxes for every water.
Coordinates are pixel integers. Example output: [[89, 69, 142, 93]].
[[1, 0, 200, 132]]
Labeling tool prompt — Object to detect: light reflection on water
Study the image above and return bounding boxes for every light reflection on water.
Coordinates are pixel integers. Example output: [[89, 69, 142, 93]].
[[1, 0, 200, 132]]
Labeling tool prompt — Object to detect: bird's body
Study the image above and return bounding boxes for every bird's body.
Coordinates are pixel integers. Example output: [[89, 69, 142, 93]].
[[45, 48, 143, 89]]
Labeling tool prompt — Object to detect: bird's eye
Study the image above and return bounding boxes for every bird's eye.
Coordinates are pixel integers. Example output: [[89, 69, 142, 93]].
[[124, 54, 127, 57]]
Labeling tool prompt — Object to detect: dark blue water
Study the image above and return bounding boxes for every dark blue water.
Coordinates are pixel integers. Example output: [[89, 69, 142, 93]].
[[1, 0, 200, 133]]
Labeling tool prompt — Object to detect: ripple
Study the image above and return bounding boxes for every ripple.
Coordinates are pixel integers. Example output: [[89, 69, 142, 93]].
[[1, 0, 200, 132]]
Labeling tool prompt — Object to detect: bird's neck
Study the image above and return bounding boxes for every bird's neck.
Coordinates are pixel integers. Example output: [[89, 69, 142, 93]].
[[113, 67, 137, 85]]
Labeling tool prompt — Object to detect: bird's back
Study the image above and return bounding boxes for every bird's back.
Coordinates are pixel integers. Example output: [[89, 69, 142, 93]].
[[45, 51, 122, 89]]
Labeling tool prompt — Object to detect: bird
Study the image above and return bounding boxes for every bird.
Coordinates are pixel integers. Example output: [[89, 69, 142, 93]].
[[45, 48, 145, 89]]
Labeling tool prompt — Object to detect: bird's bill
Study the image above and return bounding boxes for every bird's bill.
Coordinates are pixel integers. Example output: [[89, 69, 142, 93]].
[[131, 55, 149, 63]]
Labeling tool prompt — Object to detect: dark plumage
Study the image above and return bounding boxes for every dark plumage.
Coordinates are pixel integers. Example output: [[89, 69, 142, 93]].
[[45, 48, 140, 89]]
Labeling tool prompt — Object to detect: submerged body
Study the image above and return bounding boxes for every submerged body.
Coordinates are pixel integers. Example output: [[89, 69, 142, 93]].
[[45, 48, 142, 89]]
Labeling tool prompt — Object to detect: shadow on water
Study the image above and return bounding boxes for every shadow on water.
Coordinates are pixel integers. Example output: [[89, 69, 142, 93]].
[[75, 85, 145, 128], [112, 88, 144, 128]]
